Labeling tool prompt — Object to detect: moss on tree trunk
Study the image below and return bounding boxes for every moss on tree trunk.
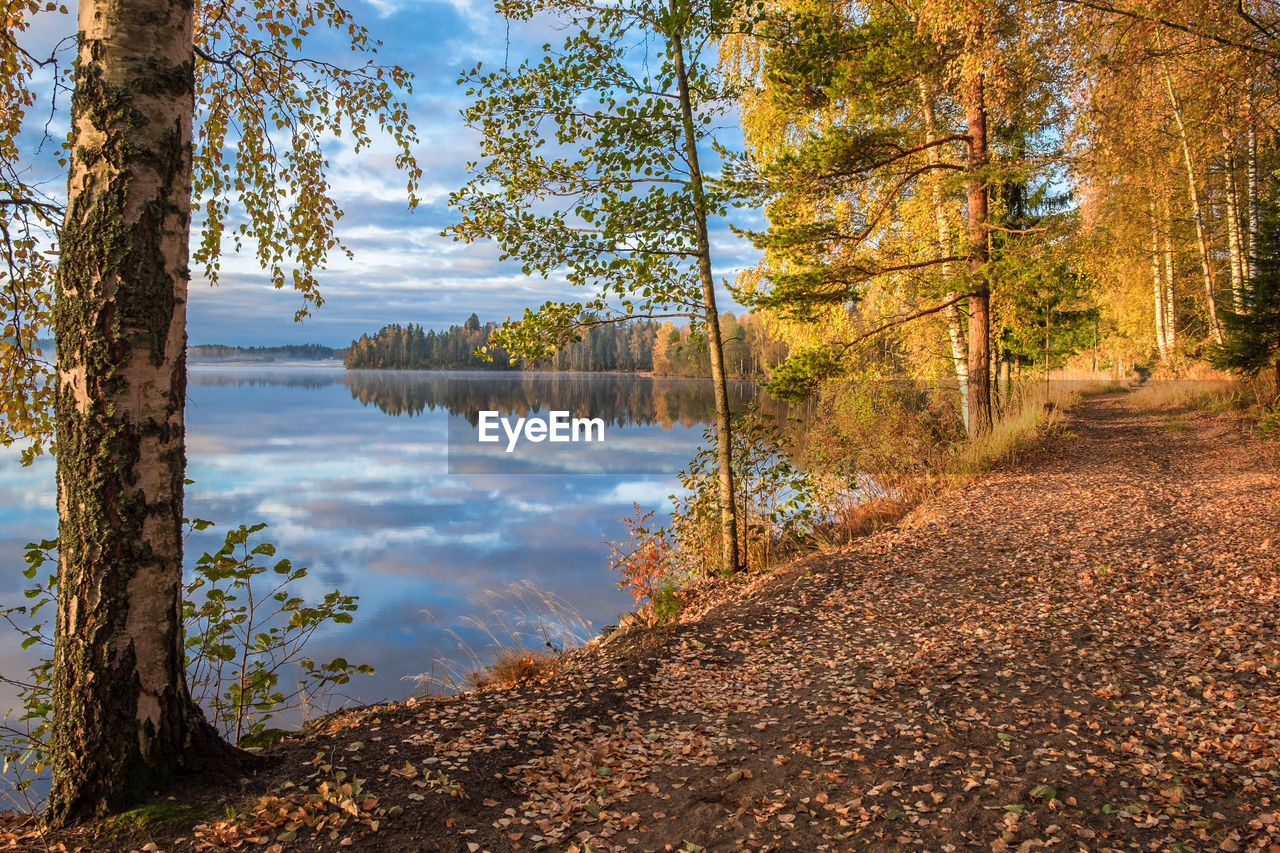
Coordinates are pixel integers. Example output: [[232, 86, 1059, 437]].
[[47, 0, 231, 827]]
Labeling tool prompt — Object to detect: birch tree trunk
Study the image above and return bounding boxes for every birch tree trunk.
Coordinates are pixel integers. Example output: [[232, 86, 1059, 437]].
[[1248, 114, 1259, 288], [1162, 200, 1177, 351], [920, 88, 969, 433], [945, 301, 970, 428], [48, 0, 230, 826], [671, 18, 741, 573], [1161, 67, 1222, 344], [964, 69, 993, 434], [1151, 205, 1167, 358], [1222, 131, 1246, 313]]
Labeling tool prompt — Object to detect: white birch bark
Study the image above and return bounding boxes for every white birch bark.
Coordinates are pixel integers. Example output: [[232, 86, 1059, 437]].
[[920, 87, 969, 432], [1161, 66, 1222, 344], [1248, 111, 1260, 289], [1151, 205, 1167, 358], [1162, 197, 1177, 351], [1222, 130, 1245, 313]]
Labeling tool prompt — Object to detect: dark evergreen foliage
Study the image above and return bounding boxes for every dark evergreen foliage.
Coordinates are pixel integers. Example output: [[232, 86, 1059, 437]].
[[344, 318, 660, 372], [343, 313, 786, 378], [188, 344, 339, 362], [1210, 199, 1280, 382]]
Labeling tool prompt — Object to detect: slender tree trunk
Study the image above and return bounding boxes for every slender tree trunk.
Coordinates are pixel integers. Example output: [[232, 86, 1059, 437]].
[[988, 336, 998, 412], [1161, 196, 1177, 351], [963, 69, 993, 434], [1223, 130, 1246, 313], [1043, 300, 1051, 397], [671, 18, 740, 573], [1151, 204, 1167, 358], [48, 0, 230, 826], [1248, 107, 1260, 288], [945, 301, 970, 426], [1161, 66, 1222, 344], [921, 87, 969, 432]]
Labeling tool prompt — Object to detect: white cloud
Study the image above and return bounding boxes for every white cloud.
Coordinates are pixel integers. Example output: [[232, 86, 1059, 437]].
[[599, 480, 677, 508]]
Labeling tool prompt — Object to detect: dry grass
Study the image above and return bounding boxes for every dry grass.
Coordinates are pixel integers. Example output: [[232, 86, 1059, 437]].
[[954, 381, 1079, 476], [840, 495, 914, 537], [478, 647, 558, 687], [1127, 373, 1278, 459], [1047, 367, 1132, 382], [1136, 371, 1277, 411], [795, 380, 1087, 553], [405, 580, 593, 697], [1079, 380, 1131, 395], [1129, 380, 1238, 411], [1147, 361, 1234, 382], [807, 495, 914, 550]]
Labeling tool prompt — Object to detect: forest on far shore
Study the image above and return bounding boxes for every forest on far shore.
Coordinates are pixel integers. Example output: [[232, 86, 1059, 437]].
[[343, 312, 781, 376], [342, 305, 1105, 379], [188, 343, 343, 362]]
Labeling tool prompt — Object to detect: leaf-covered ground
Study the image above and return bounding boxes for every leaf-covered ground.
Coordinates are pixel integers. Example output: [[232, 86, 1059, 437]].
[[13, 393, 1280, 852]]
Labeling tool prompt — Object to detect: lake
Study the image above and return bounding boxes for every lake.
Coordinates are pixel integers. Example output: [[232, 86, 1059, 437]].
[[0, 366, 760, 735]]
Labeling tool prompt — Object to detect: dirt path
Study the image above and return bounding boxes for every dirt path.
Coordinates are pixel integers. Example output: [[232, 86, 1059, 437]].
[[28, 394, 1280, 852], [551, 393, 1279, 853]]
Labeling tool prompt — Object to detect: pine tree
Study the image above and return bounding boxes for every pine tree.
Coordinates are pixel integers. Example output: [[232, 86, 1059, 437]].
[[1211, 199, 1280, 388]]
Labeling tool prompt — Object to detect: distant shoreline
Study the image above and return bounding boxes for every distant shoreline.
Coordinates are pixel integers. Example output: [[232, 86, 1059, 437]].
[[184, 344, 762, 380], [186, 360, 672, 379], [187, 343, 345, 364]]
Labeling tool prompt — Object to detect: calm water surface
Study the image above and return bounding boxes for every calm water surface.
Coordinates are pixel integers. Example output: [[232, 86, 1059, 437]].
[[0, 366, 754, 720]]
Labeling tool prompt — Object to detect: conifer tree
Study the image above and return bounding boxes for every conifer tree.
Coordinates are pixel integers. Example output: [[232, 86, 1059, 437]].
[[730, 0, 1061, 432], [1211, 199, 1280, 388]]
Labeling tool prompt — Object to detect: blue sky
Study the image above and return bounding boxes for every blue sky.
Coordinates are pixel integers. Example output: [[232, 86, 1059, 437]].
[[14, 0, 761, 348], [182, 0, 761, 346]]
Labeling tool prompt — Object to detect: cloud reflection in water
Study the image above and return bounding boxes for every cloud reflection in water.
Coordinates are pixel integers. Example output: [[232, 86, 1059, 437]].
[[0, 367, 754, 721]]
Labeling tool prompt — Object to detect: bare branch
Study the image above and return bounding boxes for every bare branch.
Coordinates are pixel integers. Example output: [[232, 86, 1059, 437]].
[[988, 223, 1050, 234], [833, 291, 974, 356], [1053, 0, 1280, 58], [1236, 0, 1277, 39]]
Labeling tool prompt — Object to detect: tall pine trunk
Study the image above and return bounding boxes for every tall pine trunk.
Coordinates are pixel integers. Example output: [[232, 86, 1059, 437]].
[[48, 0, 229, 826], [964, 69, 993, 434], [671, 17, 741, 573]]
